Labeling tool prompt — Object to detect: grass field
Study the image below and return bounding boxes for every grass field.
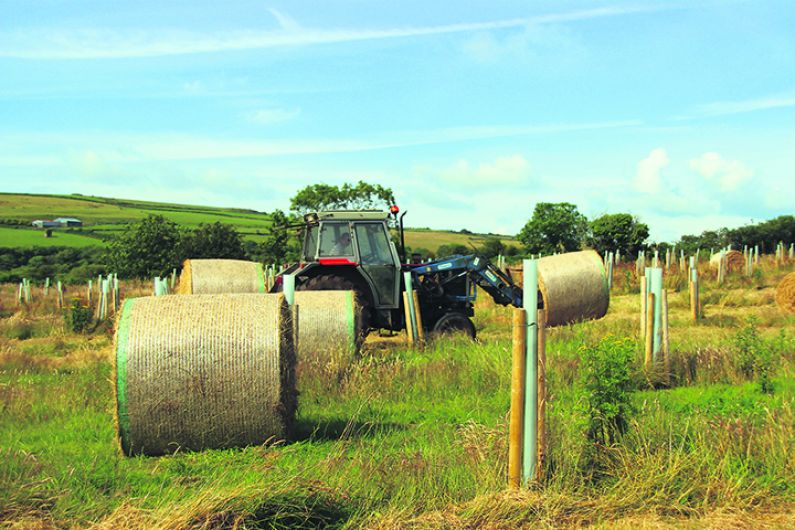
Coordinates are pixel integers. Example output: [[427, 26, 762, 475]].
[[0, 193, 274, 238], [402, 230, 518, 253], [0, 193, 515, 251], [1, 258, 794, 529], [0, 226, 104, 248]]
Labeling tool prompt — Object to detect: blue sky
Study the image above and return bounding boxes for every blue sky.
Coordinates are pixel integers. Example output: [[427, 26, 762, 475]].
[[1, 0, 793, 241]]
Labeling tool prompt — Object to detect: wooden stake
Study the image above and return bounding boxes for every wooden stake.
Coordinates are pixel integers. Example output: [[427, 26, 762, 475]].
[[412, 290, 426, 346], [402, 291, 415, 345], [536, 308, 546, 481], [508, 308, 526, 488], [645, 292, 655, 371]]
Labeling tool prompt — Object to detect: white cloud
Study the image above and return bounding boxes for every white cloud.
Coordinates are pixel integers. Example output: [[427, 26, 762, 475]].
[[267, 9, 301, 32], [463, 22, 584, 64], [689, 152, 752, 191], [440, 155, 531, 187], [0, 5, 674, 59], [691, 92, 795, 118], [634, 148, 669, 194], [247, 108, 301, 125]]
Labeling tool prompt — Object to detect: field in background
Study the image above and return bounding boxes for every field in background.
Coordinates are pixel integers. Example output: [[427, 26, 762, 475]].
[[1, 258, 794, 529], [402, 229, 518, 253], [0, 226, 101, 248], [0, 193, 274, 246], [0, 193, 513, 250]]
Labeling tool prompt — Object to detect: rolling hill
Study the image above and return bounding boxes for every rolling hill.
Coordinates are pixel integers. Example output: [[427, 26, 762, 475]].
[[0, 193, 518, 252]]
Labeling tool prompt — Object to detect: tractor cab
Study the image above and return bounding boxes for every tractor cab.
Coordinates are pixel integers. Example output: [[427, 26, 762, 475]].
[[292, 210, 405, 330]]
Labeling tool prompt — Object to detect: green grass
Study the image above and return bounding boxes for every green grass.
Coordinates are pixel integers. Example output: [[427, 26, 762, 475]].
[[1, 279, 794, 528], [0, 226, 104, 248]]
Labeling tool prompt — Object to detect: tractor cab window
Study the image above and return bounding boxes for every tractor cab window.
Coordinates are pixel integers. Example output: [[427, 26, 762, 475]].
[[302, 225, 319, 260], [318, 222, 354, 257], [354, 223, 393, 265]]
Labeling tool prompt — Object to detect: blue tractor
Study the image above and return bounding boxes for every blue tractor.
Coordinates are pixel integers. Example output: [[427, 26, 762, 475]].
[[274, 207, 530, 340]]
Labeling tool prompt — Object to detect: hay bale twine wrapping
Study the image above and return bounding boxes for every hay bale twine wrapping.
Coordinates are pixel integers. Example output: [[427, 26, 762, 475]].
[[709, 250, 744, 272], [177, 259, 265, 294], [293, 290, 358, 363], [114, 293, 296, 456], [775, 272, 795, 313], [537, 250, 609, 327]]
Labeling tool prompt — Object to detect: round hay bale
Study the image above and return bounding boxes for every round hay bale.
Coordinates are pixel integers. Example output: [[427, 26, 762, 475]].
[[177, 259, 265, 294], [293, 290, 358, 363], [775, 272, 795, 313], [114, 293, 296, 456], [709, 250, 744, 272], [537, 250, 609, 327]]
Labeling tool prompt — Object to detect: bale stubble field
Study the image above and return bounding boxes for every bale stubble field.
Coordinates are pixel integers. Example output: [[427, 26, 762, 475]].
[[1, 258, 794, 529]]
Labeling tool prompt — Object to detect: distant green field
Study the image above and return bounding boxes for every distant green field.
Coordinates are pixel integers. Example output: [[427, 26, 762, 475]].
[[403, 230, 518, 253], [0, 193, 515, 251], [0, 193, 274, 248], [0, 193, 273, 230], [0, 227, 104, 248]]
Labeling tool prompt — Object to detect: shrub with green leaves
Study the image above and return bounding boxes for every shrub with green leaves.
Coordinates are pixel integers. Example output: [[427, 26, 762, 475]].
[[579, 336, 636, 446], [734, 318, 777, 393], [68, 299, 92, 334]]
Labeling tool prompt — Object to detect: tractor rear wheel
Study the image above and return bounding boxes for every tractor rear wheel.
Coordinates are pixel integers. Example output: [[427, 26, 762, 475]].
[[297, 274, 372, 343], [431, 312, 476, 339]]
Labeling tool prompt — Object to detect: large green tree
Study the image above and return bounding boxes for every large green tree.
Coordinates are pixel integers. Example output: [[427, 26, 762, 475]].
[[518, 202, 588, 255], [180, 222, 246, 260], [108, 215, 182, 278], [588, 213, 649, 258], [290, 181, 396, 213]]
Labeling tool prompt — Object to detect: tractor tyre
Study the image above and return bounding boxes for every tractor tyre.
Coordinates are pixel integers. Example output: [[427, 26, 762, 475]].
[[297, 274, 372, 344], [431, 312, 476, 340]]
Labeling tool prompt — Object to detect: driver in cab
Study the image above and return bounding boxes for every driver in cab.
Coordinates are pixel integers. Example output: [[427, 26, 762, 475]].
[[331, 232, 353, 255]]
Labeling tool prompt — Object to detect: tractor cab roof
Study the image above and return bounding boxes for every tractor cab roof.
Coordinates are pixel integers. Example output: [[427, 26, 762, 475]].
[[304, 210, 391, 223]]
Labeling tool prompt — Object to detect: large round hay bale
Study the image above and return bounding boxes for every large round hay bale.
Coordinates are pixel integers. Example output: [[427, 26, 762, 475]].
[[293, 290, 358, 363], [709, 250, 744, 272], [537, 250, 609, 327], [114, 293, 296, 456], [775, 272, 795, 313], [177, 259, 265, 294]]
